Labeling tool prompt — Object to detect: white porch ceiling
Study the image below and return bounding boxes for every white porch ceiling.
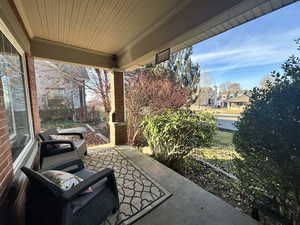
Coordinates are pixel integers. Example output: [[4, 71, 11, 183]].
[[12, 0, 299, 69], [14, 0, 187, 54]]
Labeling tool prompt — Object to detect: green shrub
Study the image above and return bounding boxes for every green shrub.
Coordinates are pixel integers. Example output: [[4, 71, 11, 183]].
[[142, 109, 216, 168], [233, 53, 300, 223]]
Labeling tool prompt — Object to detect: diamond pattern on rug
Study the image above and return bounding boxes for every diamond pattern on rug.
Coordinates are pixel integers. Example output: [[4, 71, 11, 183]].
[[83, 147, 171, 225]]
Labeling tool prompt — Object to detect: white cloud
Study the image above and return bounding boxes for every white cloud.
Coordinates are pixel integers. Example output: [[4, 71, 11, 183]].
[[191, 28, 300, 73]]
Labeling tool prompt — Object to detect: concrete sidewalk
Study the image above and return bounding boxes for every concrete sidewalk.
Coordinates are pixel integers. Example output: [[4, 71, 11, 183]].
[[116, 146, 258, 225]]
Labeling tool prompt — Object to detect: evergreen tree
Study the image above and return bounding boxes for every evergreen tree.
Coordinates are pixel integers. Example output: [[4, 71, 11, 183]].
[[152, 47, 201, 103]]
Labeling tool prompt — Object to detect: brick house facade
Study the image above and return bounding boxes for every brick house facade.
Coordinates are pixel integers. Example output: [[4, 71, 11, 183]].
[[0, 49, 41, 224], [0, 53, 40, 225], [0, 78, 13, 198], [0, 1, 38, 224]]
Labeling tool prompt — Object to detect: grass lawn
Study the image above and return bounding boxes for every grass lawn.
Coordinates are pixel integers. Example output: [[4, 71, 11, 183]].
[[190, 106, 243, 115], [212, 130, 234, 147], [179, 130, 251, 215], [180, 130, 280, 224], [191, 130, 240, 175], [41, 120, 85, 130]]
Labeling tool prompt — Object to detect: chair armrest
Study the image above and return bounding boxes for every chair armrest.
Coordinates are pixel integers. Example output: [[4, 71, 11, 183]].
[[41, 140, 75, 151], [44, 159, 84, 173], [62, 168, 114, 200], [57, 132, 84, 139]]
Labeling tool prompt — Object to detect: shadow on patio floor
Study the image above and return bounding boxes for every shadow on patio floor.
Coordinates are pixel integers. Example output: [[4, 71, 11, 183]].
[[86, 145, 258, 225]]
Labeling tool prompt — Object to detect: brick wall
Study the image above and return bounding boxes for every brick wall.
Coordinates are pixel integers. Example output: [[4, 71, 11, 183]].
[[26, 54, 41, 134], [6, 55, 41, 225], [0, 78, 13, 199], [0, 55, 40, 225], [0, 2, 39, 225], [114, 123, 128, 145], [110, 71, 127, 145], [0, 75, 14, 225], [112, 71, 125, 122]]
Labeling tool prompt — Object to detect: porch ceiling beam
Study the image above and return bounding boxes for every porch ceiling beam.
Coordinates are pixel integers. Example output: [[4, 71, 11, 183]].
[[118, 0, 297, 70], [31, 38, 116, 69]]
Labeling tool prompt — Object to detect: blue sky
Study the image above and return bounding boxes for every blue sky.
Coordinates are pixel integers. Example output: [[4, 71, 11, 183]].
[[191, 2, 300, 89]]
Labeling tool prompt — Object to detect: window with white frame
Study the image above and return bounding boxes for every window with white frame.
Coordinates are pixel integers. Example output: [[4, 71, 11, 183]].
[[0, 30, 32, 162]]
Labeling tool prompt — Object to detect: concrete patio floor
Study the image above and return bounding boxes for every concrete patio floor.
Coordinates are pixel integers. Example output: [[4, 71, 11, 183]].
[[90, 145, 258, 225]]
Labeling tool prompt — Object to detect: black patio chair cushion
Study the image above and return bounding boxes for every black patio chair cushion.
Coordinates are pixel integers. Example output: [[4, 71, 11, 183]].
[[43, 145, 74, 157], [72, 186, 116, 225], [39, 128, 61, 154], [21, 160, 119, 225], [21, 166, 63, 196], [38, 128, 87, 169], [39, 128, 58, 141], [39, 132, 53, 141], [71, 169, 108, 213]]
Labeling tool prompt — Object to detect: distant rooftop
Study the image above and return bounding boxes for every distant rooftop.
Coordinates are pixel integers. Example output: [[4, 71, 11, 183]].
[[227, 95, 250, 103]]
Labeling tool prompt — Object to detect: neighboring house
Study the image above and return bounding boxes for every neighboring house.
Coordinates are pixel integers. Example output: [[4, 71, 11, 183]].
[[217, 90, 250, 108], [195, 88, 251, 109], [36, 65, 89, 121], [226, 95, 250, 109]]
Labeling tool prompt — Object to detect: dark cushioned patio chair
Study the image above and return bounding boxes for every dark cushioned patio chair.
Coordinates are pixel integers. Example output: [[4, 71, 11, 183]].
[[21, 159, 119, 225], [38, 128, 87, 170]]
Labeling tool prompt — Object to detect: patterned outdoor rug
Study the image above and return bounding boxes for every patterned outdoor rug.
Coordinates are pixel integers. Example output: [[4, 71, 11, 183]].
[[84, 147, 172, 225]]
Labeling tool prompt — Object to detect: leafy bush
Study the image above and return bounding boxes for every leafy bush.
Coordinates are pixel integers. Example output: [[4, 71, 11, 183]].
[[126, 70, 191, 145], [233, 52, 300, 223], [142, 109, 216, 168]]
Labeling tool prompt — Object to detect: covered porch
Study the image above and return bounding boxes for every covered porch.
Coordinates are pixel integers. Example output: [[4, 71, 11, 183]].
[[0, 0, 297, 224]]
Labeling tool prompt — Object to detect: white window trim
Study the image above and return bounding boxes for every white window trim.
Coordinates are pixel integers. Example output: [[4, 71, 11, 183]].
[[0, 18, 35, 171], [9, 86, 17, 140]]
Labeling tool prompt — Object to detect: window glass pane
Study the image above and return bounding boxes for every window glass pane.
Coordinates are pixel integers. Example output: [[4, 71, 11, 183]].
[[0, 31, 31, 161]]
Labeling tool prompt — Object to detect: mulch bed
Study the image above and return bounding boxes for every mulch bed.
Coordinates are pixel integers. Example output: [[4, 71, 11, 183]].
[[54, 129, 107, 147], [85, 131, 107, 146], [179, 157, 252, 213], [178, 157, 289, 225]]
